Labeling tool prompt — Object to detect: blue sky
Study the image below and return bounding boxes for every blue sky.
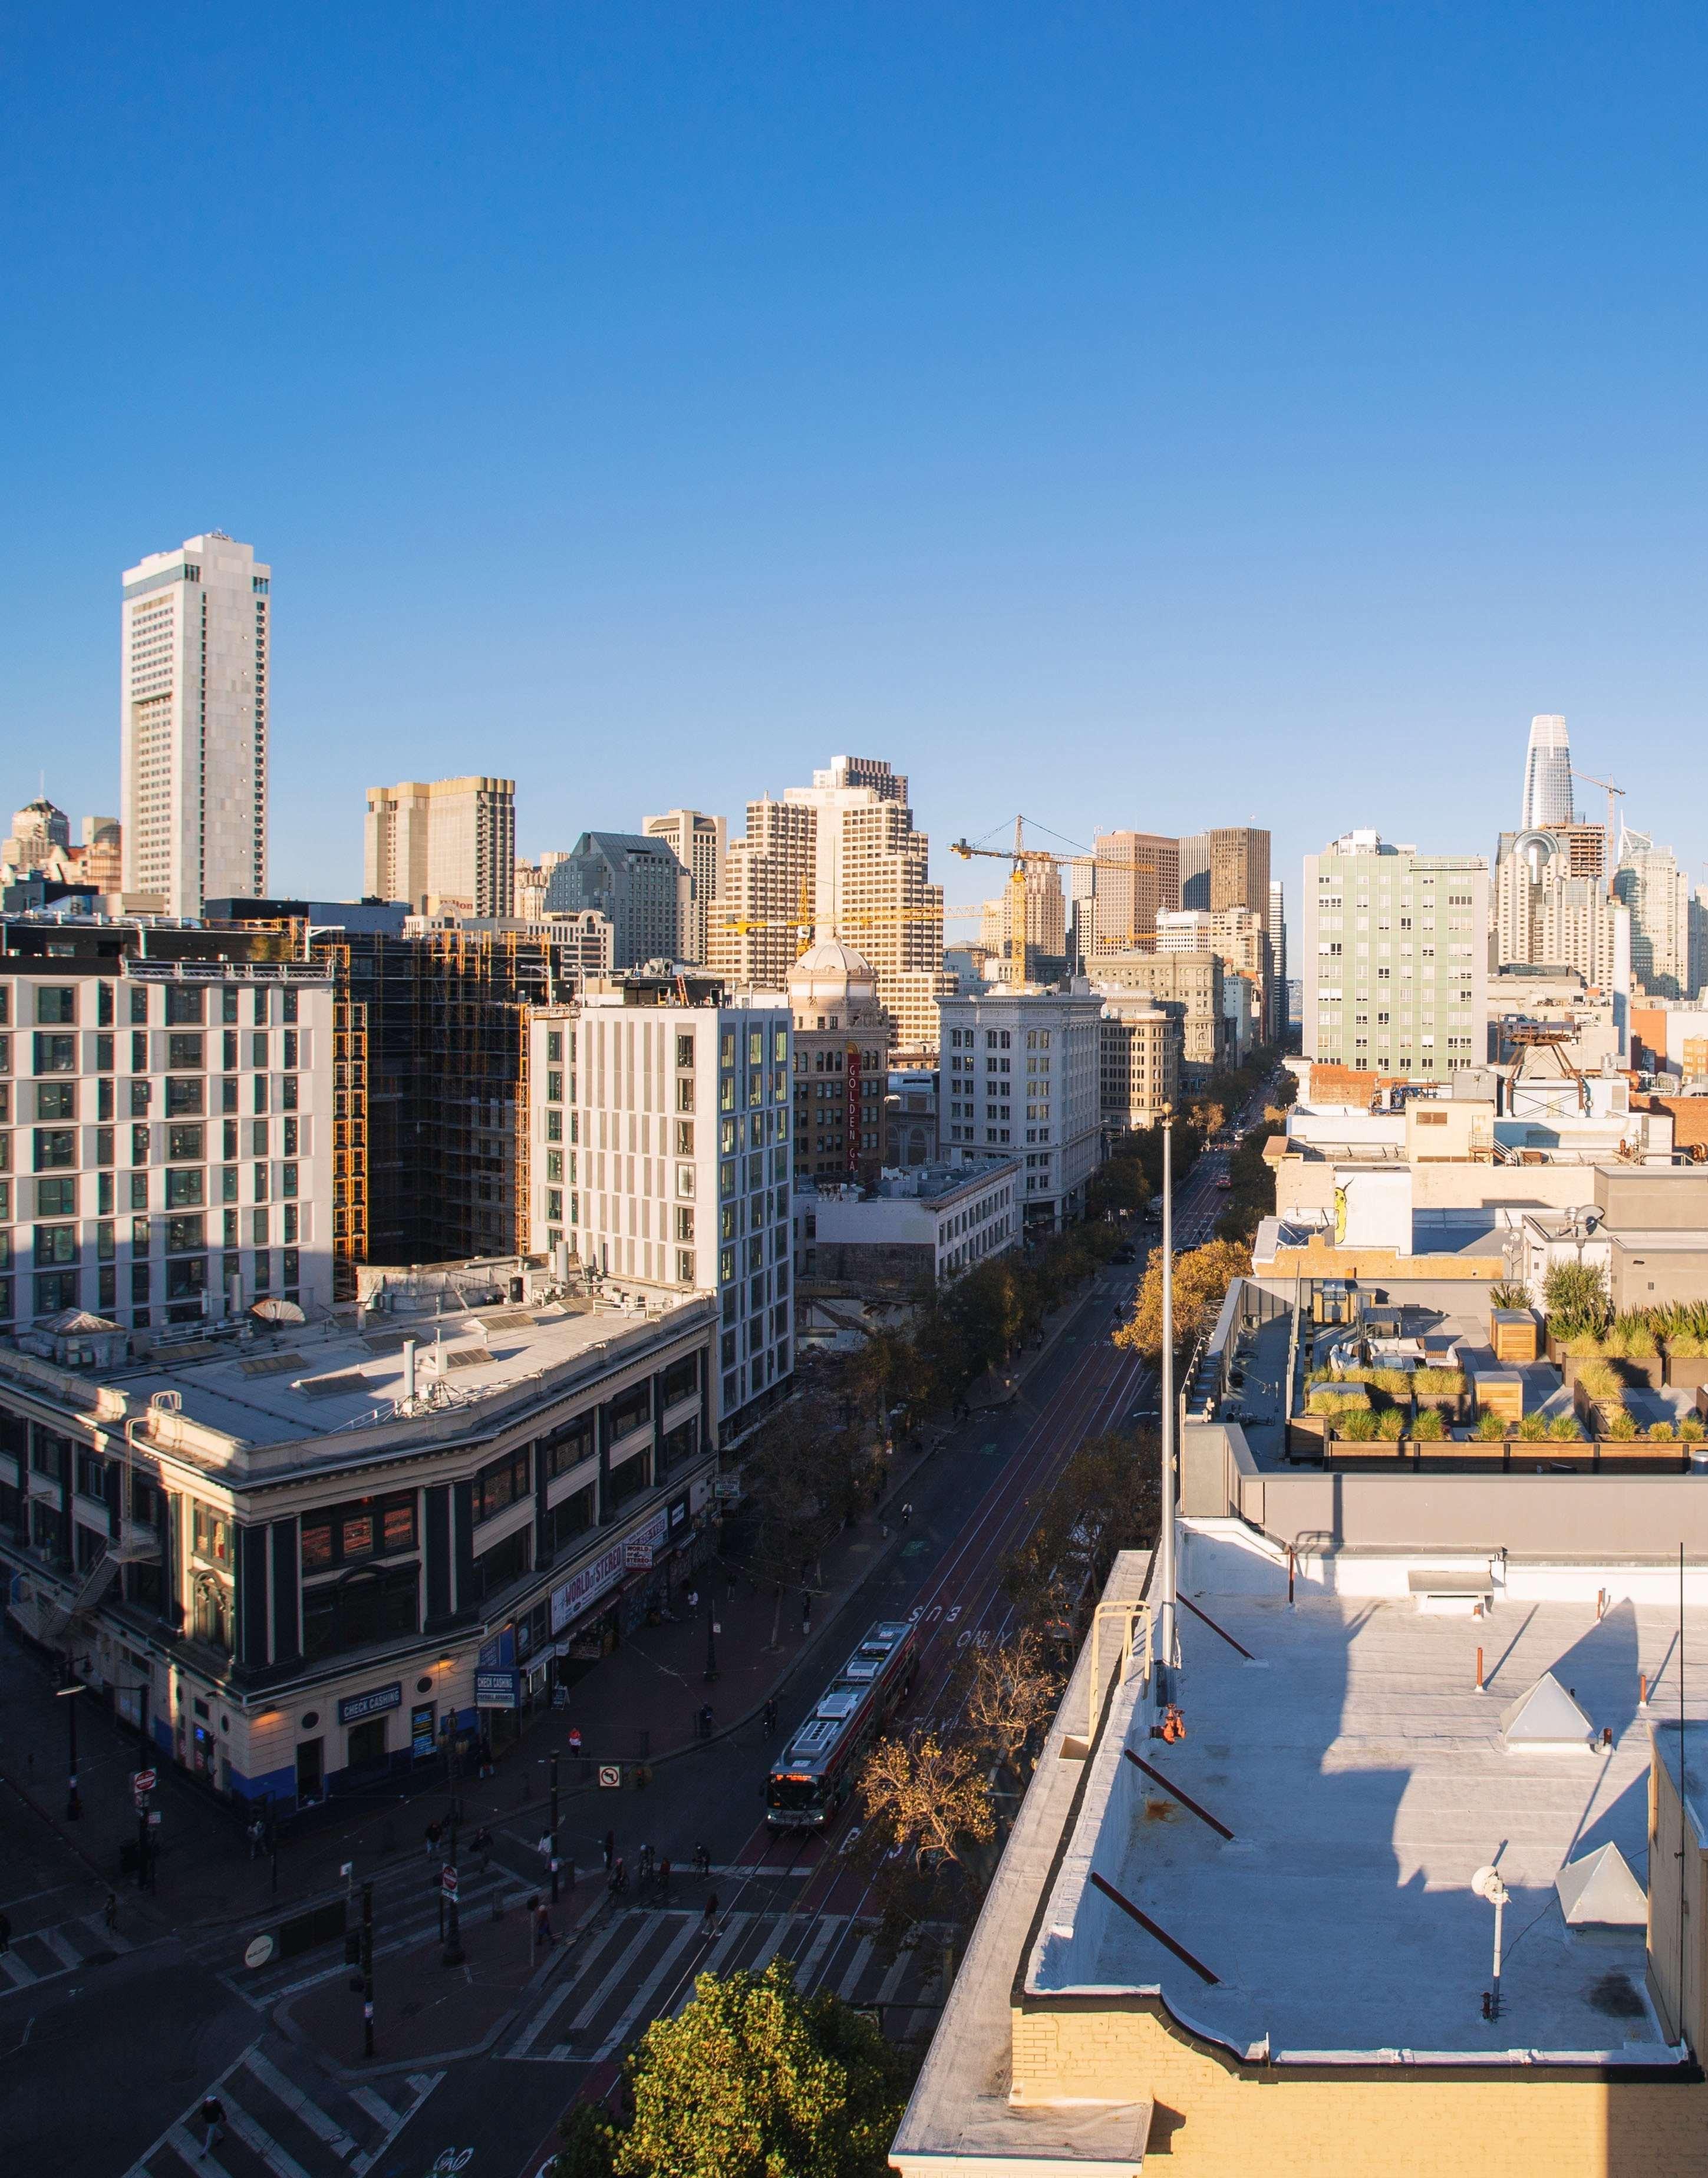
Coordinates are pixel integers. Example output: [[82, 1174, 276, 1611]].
[[4, 5, 1706, 936]]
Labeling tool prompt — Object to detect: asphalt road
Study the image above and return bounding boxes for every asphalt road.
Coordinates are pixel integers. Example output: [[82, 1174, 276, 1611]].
[[0, 1172, 1268, 2178]]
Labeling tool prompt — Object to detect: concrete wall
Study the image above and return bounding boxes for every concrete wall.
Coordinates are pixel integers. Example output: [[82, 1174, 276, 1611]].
[[1597, 1165, 1708, 1229]]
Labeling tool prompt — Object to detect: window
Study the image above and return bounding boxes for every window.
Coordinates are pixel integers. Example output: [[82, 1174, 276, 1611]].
[[34, 1033, 75, 1074], [164, 986, 203, 1026], [38, 1177, 75, 1216], [164, 1167, 204, 1208], [301, 1564, 418, 1659], [299, 1491, 417, 1570], [34, 1128, 74, 1171], [546, 1030, 563, 1064], [540, 1410, 595, 1480], [34, 1225, 78, 1266], [166, 1213, 205, 1255], [470, 1525, 529, 1600], [35, 987, 75, 1025], [36, 1080, 74, 1121], [545, 1483, 595, 1556], [609, 1380, 651, 1438], [608, 1446, 652, 1510], [662, 1353, 698, 1405], [167, 1123, 204, 1161], [221, 989, 239, 1025], [192, 1503, 232, 1564], [473, 1445, 530, 1523]]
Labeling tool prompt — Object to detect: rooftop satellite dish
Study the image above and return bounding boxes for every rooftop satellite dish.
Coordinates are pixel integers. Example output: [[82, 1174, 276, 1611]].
[[1472, 1865, 1509, 1905], [1472, 1865, 1511, 2018]]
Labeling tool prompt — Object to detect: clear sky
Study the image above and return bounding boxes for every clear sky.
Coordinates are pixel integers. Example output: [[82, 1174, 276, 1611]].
[[4, 5, 1706, 937]]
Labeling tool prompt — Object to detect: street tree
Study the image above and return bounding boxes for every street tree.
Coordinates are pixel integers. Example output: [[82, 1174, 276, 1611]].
[[961, 1626, 1062, 1777], [857, 1731, 995, 1871], [557, 1959, 912, 2178], [1116, 1238, 1252, 1362]]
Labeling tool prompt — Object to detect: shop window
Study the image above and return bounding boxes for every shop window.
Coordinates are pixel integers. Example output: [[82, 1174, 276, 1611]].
[[301, 1563, 419, 1659]]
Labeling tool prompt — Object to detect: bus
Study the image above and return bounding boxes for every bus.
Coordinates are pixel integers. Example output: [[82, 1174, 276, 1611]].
[[765, 1618, 921, 1829]]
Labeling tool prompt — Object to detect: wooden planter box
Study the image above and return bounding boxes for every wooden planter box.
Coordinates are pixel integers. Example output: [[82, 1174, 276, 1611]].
[[1491, 1309, 1539, 1364], [1664, 1353, 1708, 1389], [1559, 1351, 1664, 1393]]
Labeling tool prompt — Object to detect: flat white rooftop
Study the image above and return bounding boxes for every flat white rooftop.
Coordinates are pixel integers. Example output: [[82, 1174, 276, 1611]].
[[1027, 1527, 1702, 2066]]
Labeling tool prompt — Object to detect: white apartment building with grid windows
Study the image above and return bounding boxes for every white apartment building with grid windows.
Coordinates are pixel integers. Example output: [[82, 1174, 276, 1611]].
[[121, 533, 270, 918], [1303, 830, 1489, 1075], [937, 991, 1103, 1228], [1, 956, 333, 1342], [526, 985, 794, 1433]]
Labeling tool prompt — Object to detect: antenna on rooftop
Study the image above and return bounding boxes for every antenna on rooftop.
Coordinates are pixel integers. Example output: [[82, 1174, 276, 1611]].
[[1472, 1864, 1509, 2019]]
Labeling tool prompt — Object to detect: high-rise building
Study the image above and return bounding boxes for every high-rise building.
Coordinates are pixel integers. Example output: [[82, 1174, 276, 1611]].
[[1268, 876, 1288, 1038], [527, 982, 794, 1432], [643, 810, 727, 965], [1178, 831, 1211, 911], [711, 759, 947, 1054], [1493, 830, 1630, 1001], [1303, 830, 1488, 1075], [80, 817, 122, 891], [1090, 832, 1179, 952], [545, 833, 688, 969], [707, 797, 816, 991], [978, 856, 1067, 984], [1091, 948, 1228, 1075], [1521, 713, 1574, 831], [364, 776, 516, 919], [121, 533, 269, 916], [1097, 1001, 1181, 1131], [1209, 826, 1271, 916], [938, 989, 1103, 1228], [1615, 836, 1693, 999]]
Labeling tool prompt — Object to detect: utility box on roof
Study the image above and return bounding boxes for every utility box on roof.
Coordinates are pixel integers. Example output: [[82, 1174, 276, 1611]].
[[1490, 1308, 1539, 1364], [1473, 1369, 1524, 1423]]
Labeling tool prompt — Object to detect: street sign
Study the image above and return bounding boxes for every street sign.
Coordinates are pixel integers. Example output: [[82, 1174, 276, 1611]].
[[597, 1764, 622, 1789], [147, 1810, 162, 1826], [131, 1768, 157, 1793], [441, 1866, 459, 1896], [244, 1933, 275, 1969]]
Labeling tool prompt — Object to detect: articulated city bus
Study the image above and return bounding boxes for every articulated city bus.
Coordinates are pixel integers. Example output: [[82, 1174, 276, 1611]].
[[765, 1618, 921, 1829]]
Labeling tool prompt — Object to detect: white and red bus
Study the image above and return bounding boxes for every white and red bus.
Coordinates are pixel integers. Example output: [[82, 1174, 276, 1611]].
[[765, 1618, 921, 1829]]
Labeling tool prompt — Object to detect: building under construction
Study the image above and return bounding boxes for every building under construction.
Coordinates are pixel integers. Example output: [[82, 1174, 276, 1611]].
[[214, 911, 582, 1293]]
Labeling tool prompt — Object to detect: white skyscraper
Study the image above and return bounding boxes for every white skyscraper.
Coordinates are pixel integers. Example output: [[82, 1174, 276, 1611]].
[[121, 532, 269, 917], [1521, 712, 1573, 831]]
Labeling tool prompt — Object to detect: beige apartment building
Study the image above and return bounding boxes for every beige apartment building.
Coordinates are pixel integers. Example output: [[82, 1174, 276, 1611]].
[[1091, 831, 1181, 952], [643, 808, 727, 964], [1098, 1001, 1179, 1131], [979, 854, 1068, 983], [1092, 948, 1227, 1075], [364, 776, 516, 919]]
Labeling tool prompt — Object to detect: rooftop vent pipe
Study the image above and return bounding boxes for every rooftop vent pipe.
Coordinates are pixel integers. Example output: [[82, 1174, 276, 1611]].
[[403, 1338, 417, 1404]]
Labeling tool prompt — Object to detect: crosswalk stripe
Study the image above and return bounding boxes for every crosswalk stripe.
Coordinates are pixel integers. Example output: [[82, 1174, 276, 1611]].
[[41, 1928, 82, 1969], [166, 2122, 227, 2174], [0, 1949, 37, 1987], [347, 2071, 442, 2177], [81, 1912, 134, 1952], [678, 1912, 749, 1998], [591, 1919, 705, 2061], [746, 1920, 790, 1979], [874, 1949, 913, 2005], [241, 2048, 358, 2159], [222, 2094, 315, 2178], [833, 1933, 876, 2002], [344, 2085, 401, 2130], [793, 1915, 843, 1993], [568, 1917, 668, 2036], [508, 1917, 639, 2061]]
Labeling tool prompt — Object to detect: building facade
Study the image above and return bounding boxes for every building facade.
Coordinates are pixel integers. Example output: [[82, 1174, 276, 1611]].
[[1521, 710, 1574, 830], [0, 1277, 718, 1811], [938, 991, 1102, 1226], [978, 857, 1067, 985], [796, 1159, 1020, 1293], [1, 951, 334, 1344], [1303, 830, 1489, 1076], [1097, 1000, 1180, 1132], [1615, 836, 1693, 999], [364, 777, 517, 920], [787, 941, 891, 1189], [1090, 831, 1181, 952], [121, 533, 269, 918], [545, 834, 688, 969], [526, 984, 793, 1433], [643, 810, 727, 965], [1090, 947, 1228, 1075]]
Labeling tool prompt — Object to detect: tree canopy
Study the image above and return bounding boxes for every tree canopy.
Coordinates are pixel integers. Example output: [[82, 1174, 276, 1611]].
[[1116, 1238, 1252, 1362], [551, 1961, 914, 2178]]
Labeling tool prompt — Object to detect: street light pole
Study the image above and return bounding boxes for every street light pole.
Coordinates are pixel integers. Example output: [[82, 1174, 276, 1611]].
[[361, 1880, 375, 2058], [549, 1751, 560, 1904], [1158, 1110, 1178, 1698], [705, 1602, 719, 1682], [57, 1678, 86, 1821]]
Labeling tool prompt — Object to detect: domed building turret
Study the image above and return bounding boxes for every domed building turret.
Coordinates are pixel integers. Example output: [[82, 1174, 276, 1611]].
[[789, 938, 895, 1187]]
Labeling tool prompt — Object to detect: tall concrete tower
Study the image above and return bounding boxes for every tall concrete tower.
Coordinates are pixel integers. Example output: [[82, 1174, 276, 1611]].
[[1521, 713, 1572, 831], [121, 532, 269, 916]]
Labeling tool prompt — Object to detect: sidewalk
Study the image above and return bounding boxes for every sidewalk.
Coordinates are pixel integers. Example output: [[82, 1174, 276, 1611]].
[[0, 1275, 1106, 1950]]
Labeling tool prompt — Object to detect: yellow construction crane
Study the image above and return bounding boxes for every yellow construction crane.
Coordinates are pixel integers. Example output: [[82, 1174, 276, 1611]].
[[951, 817, 1158, 984]]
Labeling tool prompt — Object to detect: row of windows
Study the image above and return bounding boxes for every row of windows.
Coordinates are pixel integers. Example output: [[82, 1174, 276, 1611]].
[[2, 982, 301, 1029]]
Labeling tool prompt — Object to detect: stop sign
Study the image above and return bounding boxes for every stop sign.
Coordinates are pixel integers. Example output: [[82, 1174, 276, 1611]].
[[441, 1865, 459, 1895], [132, 1769, 157, 1793]]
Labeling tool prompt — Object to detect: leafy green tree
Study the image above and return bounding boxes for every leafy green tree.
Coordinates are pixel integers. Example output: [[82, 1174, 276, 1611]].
[[1542, 1260, 1610, 1341], [1116, 1238, 1252, 1362], [603, 1961, 913, 2178]]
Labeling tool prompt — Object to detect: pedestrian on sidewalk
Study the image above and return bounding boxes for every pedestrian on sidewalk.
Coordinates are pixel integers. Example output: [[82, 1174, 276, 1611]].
[[879, 1516, 889, 1540], [247, 1817, 265, 1860], [602, 1827, 615, 1872], [535, 1899, 555, 1948], [694, 1842, 711, 1878], [103, 1890, 118, 1935], [609, 1856, 627, 1895], [901, 1501, 913, 1526], [568, 1725, 583, 1757], [638, 1842, 654, 1882], [471, 1824, 493, 1875], [763, 1697, 777, 1737], [198, 2095, 226, 2159], [701, 1890, 719, 1937], [657, 1856, 671, 1898], [685, 1585, 700, 1615], [424, 1817, 443, 1860]]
